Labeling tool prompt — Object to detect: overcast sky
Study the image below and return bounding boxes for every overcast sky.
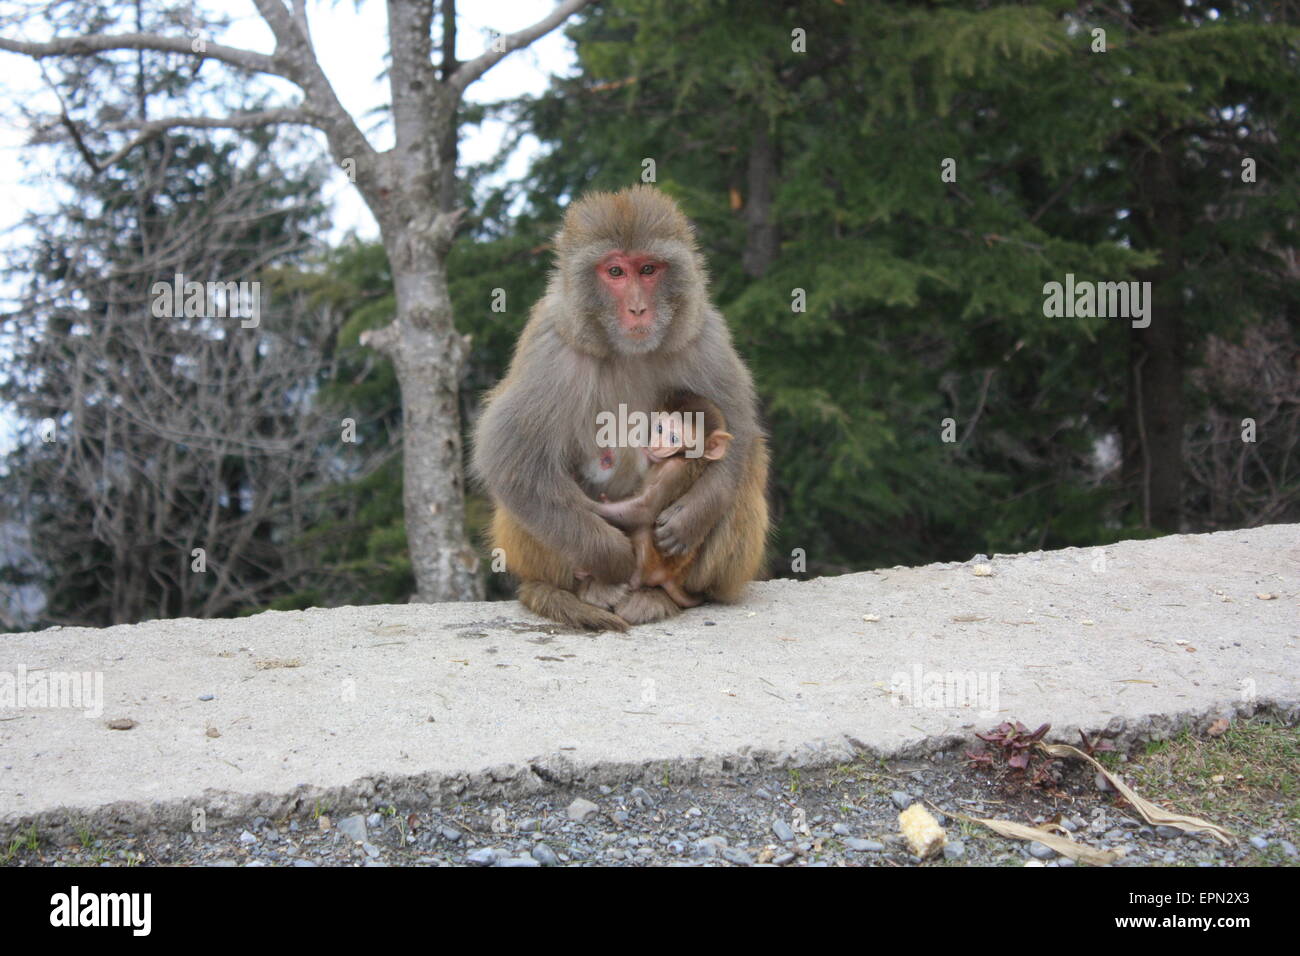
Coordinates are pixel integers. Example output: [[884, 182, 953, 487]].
[[0, 0, 579, 251]]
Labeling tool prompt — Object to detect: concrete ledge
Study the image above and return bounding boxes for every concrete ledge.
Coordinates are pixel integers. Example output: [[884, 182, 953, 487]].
[[2, 525, 1297, 839]]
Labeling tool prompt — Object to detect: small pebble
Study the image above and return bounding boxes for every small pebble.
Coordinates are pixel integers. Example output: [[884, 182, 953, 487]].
[[336, 815, 367, 843], [567, 798, 599, 823], [531, 843, 560, 866], [845, 839, 884, 852]]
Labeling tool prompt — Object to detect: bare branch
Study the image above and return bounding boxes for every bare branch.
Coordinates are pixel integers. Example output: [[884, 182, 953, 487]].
[[250, 0, 380, 181], [0, 32, 282, 77], [100, 108, 311, 136], [51, 108, 315, 172], [431, 206, 467, 255], [2, 9, 380, 187], [449, 0, 596, 95], [359, 321, 400, 357]]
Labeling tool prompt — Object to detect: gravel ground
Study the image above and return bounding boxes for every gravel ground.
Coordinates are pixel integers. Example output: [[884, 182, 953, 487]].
[[7, 746, 1296, 867]]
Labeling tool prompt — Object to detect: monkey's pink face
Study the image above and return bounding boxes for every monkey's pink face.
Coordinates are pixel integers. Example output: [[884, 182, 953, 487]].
[[595, 251, 668, 346]]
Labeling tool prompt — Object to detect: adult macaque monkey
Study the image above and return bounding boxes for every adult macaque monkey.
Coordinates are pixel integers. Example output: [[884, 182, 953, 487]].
[[471, 186, 768, 630]]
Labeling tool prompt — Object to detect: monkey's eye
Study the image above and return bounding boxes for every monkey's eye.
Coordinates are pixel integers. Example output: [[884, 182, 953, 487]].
[[639, 264, 656, 275], [607, 266, 624, 277]]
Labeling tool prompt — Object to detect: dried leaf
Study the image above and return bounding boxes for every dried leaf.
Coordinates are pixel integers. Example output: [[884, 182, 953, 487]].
[[946, 809, 1121, 865], [1039, 742, 1234, 844]]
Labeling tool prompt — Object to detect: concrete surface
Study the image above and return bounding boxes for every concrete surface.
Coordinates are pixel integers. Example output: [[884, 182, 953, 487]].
[[1, 524, 1296, 838]]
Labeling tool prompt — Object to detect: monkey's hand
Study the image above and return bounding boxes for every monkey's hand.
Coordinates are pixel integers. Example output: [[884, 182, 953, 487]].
[[654, 499, 716, 556]]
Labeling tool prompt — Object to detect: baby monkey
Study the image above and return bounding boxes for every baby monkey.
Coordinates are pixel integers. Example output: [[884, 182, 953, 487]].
[[591, 392, 732, 608]]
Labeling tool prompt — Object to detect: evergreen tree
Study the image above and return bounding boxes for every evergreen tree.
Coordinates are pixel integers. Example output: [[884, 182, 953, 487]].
[[492, 0, 1299, 571]]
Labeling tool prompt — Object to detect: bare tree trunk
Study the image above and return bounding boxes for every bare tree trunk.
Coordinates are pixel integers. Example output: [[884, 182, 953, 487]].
[[367, 221, 480, 602]]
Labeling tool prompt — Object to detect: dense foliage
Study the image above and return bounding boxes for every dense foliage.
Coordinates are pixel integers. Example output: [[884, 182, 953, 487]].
[[3, 0, 1296, 623]]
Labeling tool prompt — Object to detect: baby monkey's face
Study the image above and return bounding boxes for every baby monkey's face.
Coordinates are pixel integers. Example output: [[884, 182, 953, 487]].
[[645, 410, 702, 461]]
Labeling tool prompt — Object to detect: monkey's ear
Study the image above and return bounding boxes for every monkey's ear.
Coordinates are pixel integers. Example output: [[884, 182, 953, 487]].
[[703, 430, 733, 461]]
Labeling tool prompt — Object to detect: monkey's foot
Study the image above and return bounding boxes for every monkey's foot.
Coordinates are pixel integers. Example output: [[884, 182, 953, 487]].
[[517, 581, 629, 632], [663, 580, 703, 608], [577, 579, 630, 611], [614, 587, 682, 625]]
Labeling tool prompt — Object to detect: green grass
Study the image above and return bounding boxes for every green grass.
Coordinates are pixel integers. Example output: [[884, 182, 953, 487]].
[[1123, 720, 1298, 857]]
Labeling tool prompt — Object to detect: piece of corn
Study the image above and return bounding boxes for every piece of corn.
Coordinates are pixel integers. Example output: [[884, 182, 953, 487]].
[[898, 803, 946, 859]]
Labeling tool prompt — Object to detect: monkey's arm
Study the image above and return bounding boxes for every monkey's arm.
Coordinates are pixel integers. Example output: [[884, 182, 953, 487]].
[[589, 459, 694, 531], [471, 344, 635, 584], [588, 495, 650, 531], [654, 322, 762, 556]]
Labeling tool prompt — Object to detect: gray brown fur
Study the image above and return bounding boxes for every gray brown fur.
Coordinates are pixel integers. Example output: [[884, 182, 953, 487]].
[[471, 186, 770, 629]]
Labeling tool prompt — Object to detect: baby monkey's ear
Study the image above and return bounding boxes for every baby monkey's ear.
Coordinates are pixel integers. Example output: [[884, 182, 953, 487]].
[[703, 430, 733, 461]]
